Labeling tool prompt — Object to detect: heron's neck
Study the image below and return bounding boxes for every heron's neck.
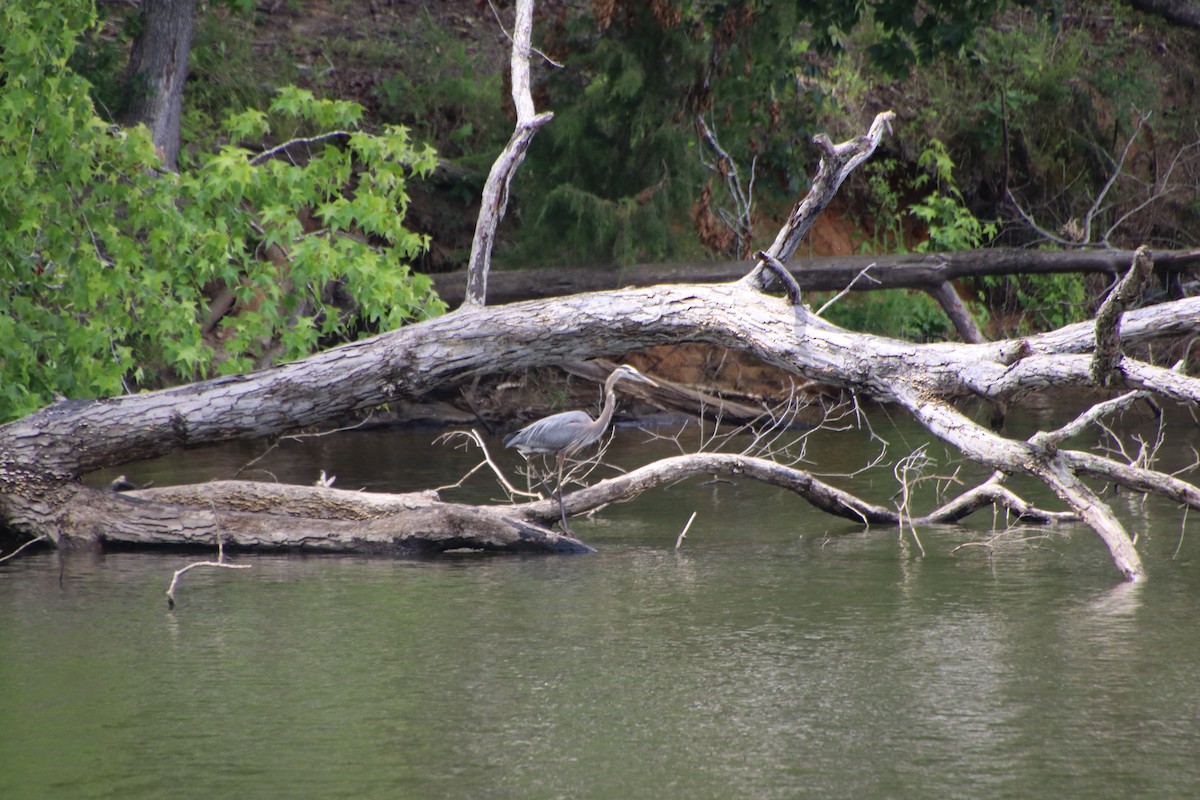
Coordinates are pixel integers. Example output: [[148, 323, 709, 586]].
[[596, 388, 618, 430]]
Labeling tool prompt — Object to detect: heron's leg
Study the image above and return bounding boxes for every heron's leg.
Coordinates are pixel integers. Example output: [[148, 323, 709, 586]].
[[555, 452, 571, 534], [520, 455, 552, 500]]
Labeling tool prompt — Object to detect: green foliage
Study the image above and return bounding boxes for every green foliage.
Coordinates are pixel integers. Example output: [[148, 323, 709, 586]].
[[904, 5, 1167, 242], [500, 2, 827, 266], [64, 1, 294, 152], [979, 271, 1089, 335], [0, 3, 441, 422], [810, 0, 1056, 76], [373, 10, 509, 168], [829, 140, 994, 341], [503, 6, 704, 266], [818, 290, 960, 343], [909, 139, 997, 252], [65, 4, 136, 121], [181, 6, 296, 154], [494, 0, 1035, 268]]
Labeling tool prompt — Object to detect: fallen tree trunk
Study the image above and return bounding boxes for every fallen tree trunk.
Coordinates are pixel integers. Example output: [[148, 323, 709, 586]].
[[119, 481, 593, 554], [428, 248, 1200, 308]]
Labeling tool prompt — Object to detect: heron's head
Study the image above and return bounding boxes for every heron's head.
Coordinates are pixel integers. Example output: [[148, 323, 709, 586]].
[[612, 364, 658, 388]]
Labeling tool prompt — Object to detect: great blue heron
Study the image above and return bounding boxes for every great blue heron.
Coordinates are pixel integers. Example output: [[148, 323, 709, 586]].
[[504, 364, 658, 532]]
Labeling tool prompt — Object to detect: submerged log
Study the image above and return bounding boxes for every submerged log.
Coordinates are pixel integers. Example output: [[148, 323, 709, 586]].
[[76, 481, 594, 555]]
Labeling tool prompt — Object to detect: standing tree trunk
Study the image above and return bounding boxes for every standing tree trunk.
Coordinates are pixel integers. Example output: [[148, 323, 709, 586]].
[[122, 0, 196, 171]]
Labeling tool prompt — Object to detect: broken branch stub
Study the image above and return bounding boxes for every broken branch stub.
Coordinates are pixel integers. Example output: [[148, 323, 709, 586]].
[[1092, 245, 1154, 385], [743, 111, 895, 295]]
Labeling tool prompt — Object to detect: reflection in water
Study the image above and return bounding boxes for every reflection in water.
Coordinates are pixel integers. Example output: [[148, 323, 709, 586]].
[[5, 416, 1200, 799]]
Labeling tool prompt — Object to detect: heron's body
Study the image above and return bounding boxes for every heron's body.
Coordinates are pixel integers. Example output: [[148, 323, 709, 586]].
[[503, 410, 601, 456], [503, 364, 657, 531]]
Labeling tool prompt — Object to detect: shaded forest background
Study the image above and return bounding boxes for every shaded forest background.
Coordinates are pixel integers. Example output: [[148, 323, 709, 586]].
[[4, 0, 1200, 422]]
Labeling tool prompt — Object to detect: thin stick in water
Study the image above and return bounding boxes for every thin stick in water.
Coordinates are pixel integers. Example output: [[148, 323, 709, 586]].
[[675, 511, 698, 549]]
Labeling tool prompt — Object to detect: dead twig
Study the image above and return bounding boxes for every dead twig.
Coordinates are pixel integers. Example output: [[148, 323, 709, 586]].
[[165, 539, 251, 610], [0, 535, 48, 564], [434, 429, 541, 499]]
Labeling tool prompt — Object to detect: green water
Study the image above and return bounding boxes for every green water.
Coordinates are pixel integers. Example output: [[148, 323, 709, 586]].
[[2, 412, 1199, 798]]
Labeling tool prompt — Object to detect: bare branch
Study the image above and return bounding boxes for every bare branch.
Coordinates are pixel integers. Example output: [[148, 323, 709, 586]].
[[435, 429, 541, 499], [464, 0, 554, 306], [1029, 389, 1149, 453], [697, 115, 755, 258], [675, 511, 697, 549], [248, 131, 352, 166], [893, 388, 1145, 580], [755, 251, 803, 306], [742, 111, 894, 292], [165, 540, 252, 609], [0, 534, 48, 564], [1083, 111, 1150, 243], [1103, 134, 1200, 245], [926, 474, 1077, 524], [487, 0, 564, 69], [927, 280, 986, 343], [815, 263, 880, 316]]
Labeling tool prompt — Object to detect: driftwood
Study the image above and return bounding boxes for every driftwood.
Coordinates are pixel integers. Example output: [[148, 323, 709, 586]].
[[2, 0, 1200, 583]]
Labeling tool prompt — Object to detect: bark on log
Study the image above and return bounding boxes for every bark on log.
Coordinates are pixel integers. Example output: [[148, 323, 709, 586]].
[[1092, 246, 1153, 385], [69, 481, 594, 554]]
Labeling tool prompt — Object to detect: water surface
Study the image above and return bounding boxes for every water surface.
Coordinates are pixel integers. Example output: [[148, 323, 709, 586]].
[[3, 410, 1198, 798]]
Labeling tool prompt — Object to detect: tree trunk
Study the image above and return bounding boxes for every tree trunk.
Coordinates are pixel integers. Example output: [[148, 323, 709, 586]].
[[122, 0, 196, 171], [1126, 0, 1200, 29]]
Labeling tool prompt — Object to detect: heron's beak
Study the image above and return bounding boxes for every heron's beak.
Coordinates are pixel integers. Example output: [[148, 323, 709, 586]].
[[637, 373, 659, 388]]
